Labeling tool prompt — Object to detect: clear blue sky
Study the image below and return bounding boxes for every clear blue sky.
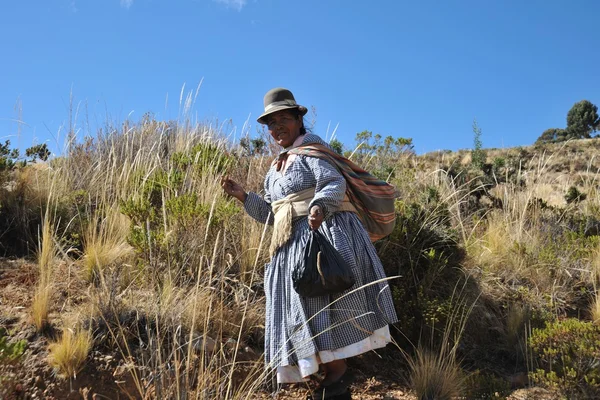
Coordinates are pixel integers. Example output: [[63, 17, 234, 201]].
[[2, 0, 599, 156]]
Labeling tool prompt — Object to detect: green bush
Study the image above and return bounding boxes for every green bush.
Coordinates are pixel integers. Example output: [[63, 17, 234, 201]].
[[529, 318, 600, 397], [565, 186, 586, 204], [492, 156, 506, 170], [121, 143, 239, 280], [171, 142, 234, 176], [0, 327, 27, 400], [464, 370, 511, 400], [378, 200, 467, 344], [0, 328, 27, 364], [471, 119, 486, 171]]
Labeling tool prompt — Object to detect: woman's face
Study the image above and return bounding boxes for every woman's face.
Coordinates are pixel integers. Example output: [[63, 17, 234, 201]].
[[267, 110, 303, 148]]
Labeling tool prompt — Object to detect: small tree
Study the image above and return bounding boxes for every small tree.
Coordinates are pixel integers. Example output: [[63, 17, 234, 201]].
[[0, 141, 21, 185], [329, 138, 344, 155], [352, 130, 413, 179], [566, 100, 600, 139], [471, 119, 486, 170], [239, 136, 267, 155], [355, 130, 374, 158], [25, 143, 50, 161], [536, 128, 568, 144]]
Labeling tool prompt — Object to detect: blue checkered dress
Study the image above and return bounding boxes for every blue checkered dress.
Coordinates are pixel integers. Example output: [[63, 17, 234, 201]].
[[244, 134, 398, 372]]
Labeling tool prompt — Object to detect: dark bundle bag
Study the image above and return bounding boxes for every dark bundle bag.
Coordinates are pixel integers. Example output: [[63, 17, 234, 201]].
[[292, 230, 355, 298]]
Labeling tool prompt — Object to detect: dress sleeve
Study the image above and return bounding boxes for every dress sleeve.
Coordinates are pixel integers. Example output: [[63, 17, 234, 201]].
[[305, 157, 346, 219], [244, 181, 274, 225]]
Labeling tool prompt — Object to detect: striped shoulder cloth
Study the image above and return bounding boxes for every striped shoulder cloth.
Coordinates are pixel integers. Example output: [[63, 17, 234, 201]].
[[286, 142, 398, 242]]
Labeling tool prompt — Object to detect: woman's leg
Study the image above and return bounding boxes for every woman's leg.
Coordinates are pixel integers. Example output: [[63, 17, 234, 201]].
[[321, 359, 347, 385]]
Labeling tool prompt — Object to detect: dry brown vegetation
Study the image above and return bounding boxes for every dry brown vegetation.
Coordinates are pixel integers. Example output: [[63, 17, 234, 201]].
[[1, 110, 600, 399]]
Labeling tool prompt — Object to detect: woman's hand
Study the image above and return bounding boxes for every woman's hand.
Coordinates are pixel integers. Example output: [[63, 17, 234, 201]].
[[221, 176, 247, 203], [308, 205, 324, 231]]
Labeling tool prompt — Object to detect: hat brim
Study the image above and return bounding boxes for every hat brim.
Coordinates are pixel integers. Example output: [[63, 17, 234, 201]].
[[257, 105, 308, 124]]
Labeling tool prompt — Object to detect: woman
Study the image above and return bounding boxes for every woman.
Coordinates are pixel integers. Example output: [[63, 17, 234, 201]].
[[221, 88, 398, 399]]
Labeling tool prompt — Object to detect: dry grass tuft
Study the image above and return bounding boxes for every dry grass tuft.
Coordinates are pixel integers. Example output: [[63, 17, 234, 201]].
[[590, 243, 600, 287], [31, 286, 52, 331], [590, 292, 600, 326], [408, 347, 464, 400], [82, 207, 133, 282], [31, 208, 57, 331], [48, 327, 93, 379]]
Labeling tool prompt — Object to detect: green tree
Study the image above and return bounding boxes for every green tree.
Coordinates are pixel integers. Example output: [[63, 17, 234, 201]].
[[352, 130, 414, 179], [250, 138, 266, 154], [25, 143, 50, 161], [329, 138, 344, 155], [0, 140, 19, 173], [535, 128, 567, 144], [354, 130, 413, 157], [566, 100, 600, 139], [355, 130, 374, 157], [239, 136, 267, 155]]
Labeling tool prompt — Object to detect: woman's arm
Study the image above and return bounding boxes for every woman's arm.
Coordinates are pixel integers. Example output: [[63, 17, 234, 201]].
[[305, 157, 346, 220], [221, 176, 274, 225], [244, 191, 274, 225]]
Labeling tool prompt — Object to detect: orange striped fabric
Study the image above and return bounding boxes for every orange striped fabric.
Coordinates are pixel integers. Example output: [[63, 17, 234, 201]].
[[281, 143, 399, 242]]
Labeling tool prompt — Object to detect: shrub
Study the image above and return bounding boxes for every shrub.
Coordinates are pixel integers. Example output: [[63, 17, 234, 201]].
[[529, 318, 600, 397], [464, 370, 511, 400], [565, 186, 586, 204], [0, 142, 67, 256], [492, 156, 506, 170], [378, 199, 468, 345], [471, 119, 486, 170], [0, 328, 27, 364], [536, 128, 567, 144], [0, 328, 27, 400]]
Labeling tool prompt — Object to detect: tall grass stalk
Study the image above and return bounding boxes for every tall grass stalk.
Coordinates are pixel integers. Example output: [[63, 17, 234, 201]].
[[31, 181, 59, 331]]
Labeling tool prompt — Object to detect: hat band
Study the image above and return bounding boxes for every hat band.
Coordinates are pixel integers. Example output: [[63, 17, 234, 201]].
[[264, 99, 298, 112]]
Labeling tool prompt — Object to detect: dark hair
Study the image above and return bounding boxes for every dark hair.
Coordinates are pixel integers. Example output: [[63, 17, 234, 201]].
[[290, 108, 311, 135]]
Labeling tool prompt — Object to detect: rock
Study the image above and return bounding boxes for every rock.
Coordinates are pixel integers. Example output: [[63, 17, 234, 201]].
[[509, 372, 528, 389], [66, 389, 82, 399], [113, 365, 127, 377], [507, 387, 561, 400], [237, 346, 259, 361], [226, 338, 237, 347], [193, 334, 217, 353], [79, 387, 92, 399], [34, 375, 45, 389]]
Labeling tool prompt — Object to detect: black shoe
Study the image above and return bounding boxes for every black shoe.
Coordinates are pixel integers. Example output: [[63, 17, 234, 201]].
[[307, 370, 354, 400], [307, 389, 352, 400]]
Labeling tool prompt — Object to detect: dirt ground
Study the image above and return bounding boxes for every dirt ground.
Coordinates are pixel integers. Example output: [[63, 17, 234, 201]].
[[0, 258, 559, 400]]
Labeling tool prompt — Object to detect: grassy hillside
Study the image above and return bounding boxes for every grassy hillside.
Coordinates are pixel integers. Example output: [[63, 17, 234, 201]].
[[1, 116, 600, 399]]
